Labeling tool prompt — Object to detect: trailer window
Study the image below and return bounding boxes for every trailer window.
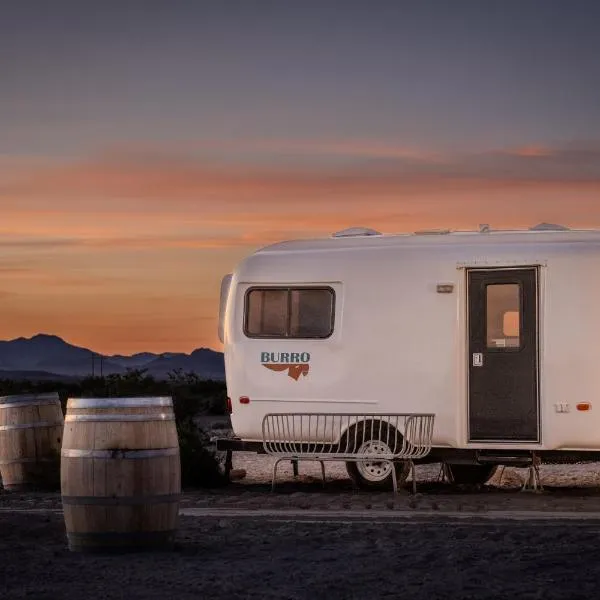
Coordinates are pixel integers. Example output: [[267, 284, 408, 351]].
[[486, 283, 521, 349], [246, 289, 288, 337], [245, 287, 334, 338]]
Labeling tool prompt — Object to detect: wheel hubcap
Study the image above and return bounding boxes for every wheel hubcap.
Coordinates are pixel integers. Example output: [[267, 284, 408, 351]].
[[356, 440, 393, 482]]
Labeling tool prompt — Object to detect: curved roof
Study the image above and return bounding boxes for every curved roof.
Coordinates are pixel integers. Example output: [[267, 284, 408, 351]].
[[255, 224, 600, 255]]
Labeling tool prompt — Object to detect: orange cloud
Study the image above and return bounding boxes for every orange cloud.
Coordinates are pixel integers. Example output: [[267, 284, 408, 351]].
[[505, 145, 555, 157], [1, 141, 600, 354], [227, 138, 437, 160], [2, 142, 599, 210]]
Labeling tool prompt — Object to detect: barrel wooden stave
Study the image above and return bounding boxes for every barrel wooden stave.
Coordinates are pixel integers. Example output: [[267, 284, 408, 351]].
[[61, 397, 181, 553], [62, 457, 180, 552], [0, 393, 63, 491]]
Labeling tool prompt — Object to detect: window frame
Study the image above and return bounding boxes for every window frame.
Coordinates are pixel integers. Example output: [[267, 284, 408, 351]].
[[484, 281, 523, 352], [243, 285, 336, 339]]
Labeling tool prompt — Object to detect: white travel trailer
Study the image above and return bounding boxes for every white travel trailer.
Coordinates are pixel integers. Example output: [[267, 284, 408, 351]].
[[217, 223, 600, 489]]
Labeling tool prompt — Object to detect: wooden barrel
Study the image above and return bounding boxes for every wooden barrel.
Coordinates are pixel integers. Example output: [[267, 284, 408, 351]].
[[0, 392, 64, 491], [61, 396, 181, 553]]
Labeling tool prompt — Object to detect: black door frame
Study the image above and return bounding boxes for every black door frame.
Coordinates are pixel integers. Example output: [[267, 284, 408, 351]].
[[465, 265, 541, 444]]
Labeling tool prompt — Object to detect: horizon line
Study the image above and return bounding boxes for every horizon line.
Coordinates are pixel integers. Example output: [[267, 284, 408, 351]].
[[0, 332, 223, 356]]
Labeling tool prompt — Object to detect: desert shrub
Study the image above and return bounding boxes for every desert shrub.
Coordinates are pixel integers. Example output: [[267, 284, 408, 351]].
[[29, 447, 62, 491], [176, 415, 228, 489], [167, 370, 228, 416], [0, 371, 228, 416], [101, 369, 166, 397], [1, 373, 230, 489]]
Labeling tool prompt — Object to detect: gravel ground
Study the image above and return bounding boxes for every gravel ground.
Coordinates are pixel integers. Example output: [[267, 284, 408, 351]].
[[3, 450, 600, 599], [4, 453, 600, 514], [1, 511, 600, 600]]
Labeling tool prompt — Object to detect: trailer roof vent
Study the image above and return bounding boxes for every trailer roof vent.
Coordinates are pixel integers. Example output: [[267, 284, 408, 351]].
[[529, 222, 571, 231], [414, 228, 451, 235], [331, 227, 382, 238]]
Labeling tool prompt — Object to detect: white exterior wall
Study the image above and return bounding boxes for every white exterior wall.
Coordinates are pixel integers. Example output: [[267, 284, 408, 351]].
[[222, 231, 600, 451], [540, 249, 600, 449]]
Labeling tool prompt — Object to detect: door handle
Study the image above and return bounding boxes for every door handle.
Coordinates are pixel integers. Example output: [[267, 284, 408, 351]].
[[472, 352, 483, 367]]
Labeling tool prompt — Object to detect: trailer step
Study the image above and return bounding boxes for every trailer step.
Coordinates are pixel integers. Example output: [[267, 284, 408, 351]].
[[477, 454, 534, 467]]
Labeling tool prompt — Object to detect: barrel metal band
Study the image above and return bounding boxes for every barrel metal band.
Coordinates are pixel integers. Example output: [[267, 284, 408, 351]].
[[0, 456, 59, 465], [0, 399, 61, 409], [67, 397, 173, 409], [0, 393, 60, 406], [61, 448, 179, 459], [65, 414, 173, 422], [61, 494, 181, 506], [0, 420, 63, 431]]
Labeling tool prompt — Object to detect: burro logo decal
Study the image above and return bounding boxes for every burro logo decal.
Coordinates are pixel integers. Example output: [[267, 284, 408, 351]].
[[261, 352, 310, 381]]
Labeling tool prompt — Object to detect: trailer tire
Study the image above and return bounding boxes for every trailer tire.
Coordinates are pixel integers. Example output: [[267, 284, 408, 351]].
[[343, 420, 411, 491], [445, 464, 497, 485]]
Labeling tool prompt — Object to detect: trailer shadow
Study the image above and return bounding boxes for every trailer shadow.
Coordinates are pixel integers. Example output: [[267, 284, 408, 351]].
[[220, 478, 600, 496], [180, 476, 600, 516]]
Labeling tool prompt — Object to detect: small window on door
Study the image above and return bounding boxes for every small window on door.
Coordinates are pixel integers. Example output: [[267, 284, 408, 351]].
[[486, 283, 521, 349]]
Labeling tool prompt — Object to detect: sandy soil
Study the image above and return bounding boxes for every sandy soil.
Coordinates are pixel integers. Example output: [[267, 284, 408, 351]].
[[228, 448, 600, 490], [4, 421, 600, 599], [4, 450, 600, 514], [198, 450, 600, 514], [1, 510, 600, 599]]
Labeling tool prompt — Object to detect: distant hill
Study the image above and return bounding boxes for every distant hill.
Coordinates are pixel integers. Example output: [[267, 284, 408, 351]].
[[140, 348, 226, 380], [0, 334, 225, 380], [0, 369, 80, 382]]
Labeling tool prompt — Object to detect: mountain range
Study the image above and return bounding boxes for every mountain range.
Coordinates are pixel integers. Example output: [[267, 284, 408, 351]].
[[0, 334, 225, 381]]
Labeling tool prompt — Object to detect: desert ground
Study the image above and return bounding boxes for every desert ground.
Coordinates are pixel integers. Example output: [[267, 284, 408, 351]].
[[2, 509, 600, 600], [3, 445, 600, 599]]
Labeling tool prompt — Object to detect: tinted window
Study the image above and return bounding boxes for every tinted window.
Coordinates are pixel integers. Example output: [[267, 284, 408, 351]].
[[245, 289, 288, 337], [245, 287, 334, 338], [486, 283, 521, 348]]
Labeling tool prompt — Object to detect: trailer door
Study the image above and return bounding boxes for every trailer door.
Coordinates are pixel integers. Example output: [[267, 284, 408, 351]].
[[467, 267, 539, 442]]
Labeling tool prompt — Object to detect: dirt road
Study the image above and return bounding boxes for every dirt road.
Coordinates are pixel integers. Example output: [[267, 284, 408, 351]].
[[3, 455, 600, 599], [1, 510, 599, 600]]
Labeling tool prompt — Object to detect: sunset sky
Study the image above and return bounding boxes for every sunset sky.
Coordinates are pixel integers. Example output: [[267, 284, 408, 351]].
[[2, 1, 600, 355]]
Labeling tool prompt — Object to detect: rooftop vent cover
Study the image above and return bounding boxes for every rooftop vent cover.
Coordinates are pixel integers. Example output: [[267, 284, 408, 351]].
[[414, 228, 451, 235], [529, 222, 570, 231], [332, 227, 382, 238]]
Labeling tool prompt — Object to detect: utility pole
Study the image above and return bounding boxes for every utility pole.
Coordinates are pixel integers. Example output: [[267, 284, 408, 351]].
[[91, 351, 95, 377]]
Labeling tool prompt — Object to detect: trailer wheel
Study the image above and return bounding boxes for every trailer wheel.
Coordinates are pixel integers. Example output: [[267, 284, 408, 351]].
[[445, 464, 497, 485], [343, 420, 411, 491]]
